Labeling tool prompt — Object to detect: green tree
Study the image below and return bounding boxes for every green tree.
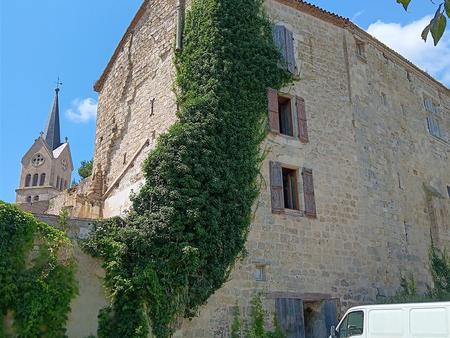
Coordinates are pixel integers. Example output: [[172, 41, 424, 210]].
[[396, 0, 449, 45], [78, 159, 93, 179]]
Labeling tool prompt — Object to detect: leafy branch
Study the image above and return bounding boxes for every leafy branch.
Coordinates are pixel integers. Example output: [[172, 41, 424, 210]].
[[397, 0, 449, 45]]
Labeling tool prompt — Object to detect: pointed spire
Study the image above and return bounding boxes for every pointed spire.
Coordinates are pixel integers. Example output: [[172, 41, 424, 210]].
[[43, 79, 62, 150]]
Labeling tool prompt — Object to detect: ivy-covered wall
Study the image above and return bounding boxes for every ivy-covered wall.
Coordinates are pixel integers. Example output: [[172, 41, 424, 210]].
[[0, 201, 78, 338]]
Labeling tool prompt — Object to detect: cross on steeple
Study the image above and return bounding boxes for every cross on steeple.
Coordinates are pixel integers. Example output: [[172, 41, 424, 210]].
[[55, 76, 63, 92]]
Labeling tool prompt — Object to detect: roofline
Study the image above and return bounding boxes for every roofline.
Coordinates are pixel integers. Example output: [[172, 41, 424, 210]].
[[93, 0, 148, 92], [93, 0, 448, 94], [277, 0, 448, 93]]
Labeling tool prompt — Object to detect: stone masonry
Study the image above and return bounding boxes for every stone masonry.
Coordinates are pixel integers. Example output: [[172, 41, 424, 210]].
[[51, 0, 450, 336]]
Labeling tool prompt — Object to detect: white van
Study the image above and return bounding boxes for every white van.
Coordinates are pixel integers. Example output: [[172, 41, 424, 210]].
[[329, 302, 450, 338]]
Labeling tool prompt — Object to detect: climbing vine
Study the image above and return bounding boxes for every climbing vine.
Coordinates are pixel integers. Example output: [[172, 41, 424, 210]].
[[0, 201, 78, 338], [83, 0, 291, 337]]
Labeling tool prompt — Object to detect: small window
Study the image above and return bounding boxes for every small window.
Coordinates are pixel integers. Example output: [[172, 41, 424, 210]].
[[339, 311, 364, 338], [282, 167, 299, 210], [278, 95, 293, 136], [381, 92, 387, 106], [33, 195, 39, 202], [255, 265, 267, 281], [447, 186, 450, 199], [355, 39, 366, 59], [64, 180, 68, 190], [25, 174, 31, 187], [39, 173, 46, 186], [56, 176, 60, 189], [26, 196, 32, 203], [123, 153, 127, 165], [32, 174, 38, 186]]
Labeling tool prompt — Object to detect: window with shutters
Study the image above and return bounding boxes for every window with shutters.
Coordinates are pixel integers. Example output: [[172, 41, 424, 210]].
[[273, 25, 297, 74], [423, 96, 445, 140], [270, 161, 305, 214], [268, 89, 309, 142]]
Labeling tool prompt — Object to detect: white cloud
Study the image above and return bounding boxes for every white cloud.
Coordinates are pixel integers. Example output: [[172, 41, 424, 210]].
[[367, 15, 450, 86], [66, 98, 98, 123]]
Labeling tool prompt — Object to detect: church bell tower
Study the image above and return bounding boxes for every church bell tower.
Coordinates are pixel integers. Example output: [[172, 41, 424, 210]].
[[15, 82, 74, 213]]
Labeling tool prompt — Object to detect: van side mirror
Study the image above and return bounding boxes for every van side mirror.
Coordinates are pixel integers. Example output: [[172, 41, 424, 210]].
[[330, 325, 337, 338]]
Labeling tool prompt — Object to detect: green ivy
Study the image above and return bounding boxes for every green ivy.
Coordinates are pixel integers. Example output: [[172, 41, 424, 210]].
[[0, 201, 78, 338], [82, 0, 291, 336], [230, 294, 285, 338]]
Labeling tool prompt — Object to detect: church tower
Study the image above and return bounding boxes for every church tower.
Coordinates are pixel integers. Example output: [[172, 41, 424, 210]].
[[15, 83, 73, 213]]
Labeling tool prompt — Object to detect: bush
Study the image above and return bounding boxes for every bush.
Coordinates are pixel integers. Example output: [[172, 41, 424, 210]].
[[0, 201, 78, 337]]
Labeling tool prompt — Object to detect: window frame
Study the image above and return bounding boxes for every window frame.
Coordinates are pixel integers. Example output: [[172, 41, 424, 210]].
[[282, 167, 300, 210], [255, 265, 267, 282], [354, 38, 367, 61], [278, 95, 294, 137], [338, 311, 364, 338]]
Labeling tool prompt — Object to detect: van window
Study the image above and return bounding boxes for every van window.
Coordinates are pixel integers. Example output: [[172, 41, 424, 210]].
[[339, 311, 364, 338]]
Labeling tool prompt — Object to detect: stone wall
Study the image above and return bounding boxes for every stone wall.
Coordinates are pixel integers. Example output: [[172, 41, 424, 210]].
[[57, 0, 450, 336], [92, 0, 180, 217], [33, 214, 108, 338]]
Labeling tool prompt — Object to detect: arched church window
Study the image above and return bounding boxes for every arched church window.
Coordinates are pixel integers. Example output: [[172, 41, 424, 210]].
[[26, 196, 32, 203], [25, 174, 31, 187], [56, 176, 60, 189], [33, 195, 39, 201], [39, 173, 46, 186], [32, 174, 39, 186]]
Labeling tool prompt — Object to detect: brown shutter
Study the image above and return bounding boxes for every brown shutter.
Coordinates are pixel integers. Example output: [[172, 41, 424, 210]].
[[268, 88, 280, 133], [296, 97, 309, 143], [285, 28, 297, 74], [270, 161, 284, 212], [302, 168, 316, 217]]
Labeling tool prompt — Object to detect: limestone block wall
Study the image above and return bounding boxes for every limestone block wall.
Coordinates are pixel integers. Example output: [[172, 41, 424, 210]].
[[77, 0, 449, 336], [92, 0, 179, 217]]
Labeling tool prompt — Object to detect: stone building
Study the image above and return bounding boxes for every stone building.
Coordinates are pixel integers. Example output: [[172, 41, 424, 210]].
[[16, 85, 73, 214], [46, 0, 449, 337]]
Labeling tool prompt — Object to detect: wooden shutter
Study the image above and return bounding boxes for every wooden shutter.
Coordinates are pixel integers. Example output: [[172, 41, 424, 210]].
[[302, 168, 316, 217], [285, 28, 297, 74], [296, 97, 309, 143], [322, 299, 338, 337], [273, 25, 287, 61], [270, 161, 284, 212], [268, 88, 280, 133], [275, 298, 305, 338]]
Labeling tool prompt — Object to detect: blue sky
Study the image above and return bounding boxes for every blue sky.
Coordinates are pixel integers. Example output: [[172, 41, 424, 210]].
[[1, 0, 448, 203]]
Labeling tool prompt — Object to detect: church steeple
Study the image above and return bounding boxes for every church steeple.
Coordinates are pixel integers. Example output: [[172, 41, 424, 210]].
[[43, 81, 62, 150]]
